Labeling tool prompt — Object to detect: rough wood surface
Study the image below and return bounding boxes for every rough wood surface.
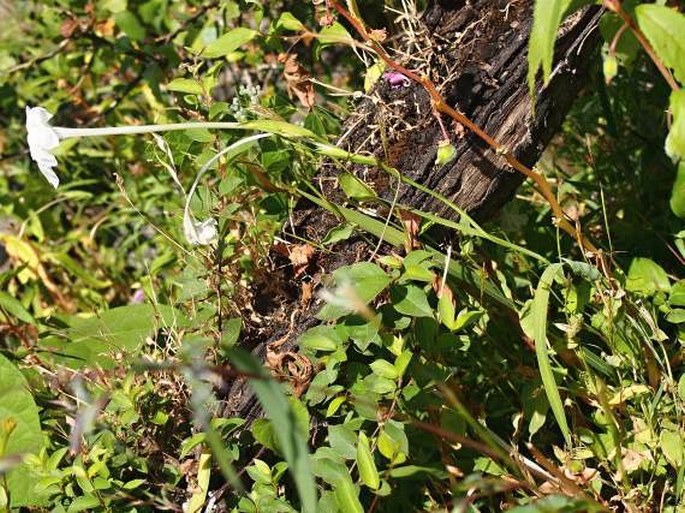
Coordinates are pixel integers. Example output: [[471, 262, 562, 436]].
[[221, 1, 603, 421]]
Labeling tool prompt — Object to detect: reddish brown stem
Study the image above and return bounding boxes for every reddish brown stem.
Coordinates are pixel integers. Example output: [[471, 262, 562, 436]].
[[603, 0, 680, 92]]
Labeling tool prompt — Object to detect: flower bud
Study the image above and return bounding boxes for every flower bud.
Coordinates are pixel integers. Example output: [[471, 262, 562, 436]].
[[435, 139, 457, 166]]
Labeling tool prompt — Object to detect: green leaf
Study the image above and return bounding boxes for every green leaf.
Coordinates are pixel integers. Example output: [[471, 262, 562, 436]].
[[221, 318, 242, 347], [203, 28, 258, 58], [226, 348, 317, 513], [626, 257, 671, 296], [41, 304, 185, 368], [317, 262, 391, 320], [391, 284, 433, 318], [356, 432, 380, 490], [67, 494, 101, 513], [322, 223, 355, 245], [333, 474, 363, 513], [437, 292, 456, 330], [0, 291, 34, 324], [666, 90, 685, 162], [114, 11, 146, 41], [167, 78, 204, 95], [370, 359, 399, 380], [527, 0, 573, 93], [0, 353, 44, 508], [635, 5, 685, 86], [339, 172, 377, 200], [377, 420, 408, 464], [671, 161, 685, 218], [275, 12, 305, 32], [529, 263, 571, 445], [660, 430, 684, 469], [298, 325, 342, 352], [670, 280, 685, 307]]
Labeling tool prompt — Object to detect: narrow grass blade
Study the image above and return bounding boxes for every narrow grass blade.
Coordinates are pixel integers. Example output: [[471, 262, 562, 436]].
[[531, 263, 571, 445]]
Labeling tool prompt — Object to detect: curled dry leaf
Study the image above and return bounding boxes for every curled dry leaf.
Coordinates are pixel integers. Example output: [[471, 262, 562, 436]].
[[368, 28, 388, 42], [399, 209, 421, 250], [273, 242, 315, 278], [278, 53, 316, 110], [264, 350, 314, 398]]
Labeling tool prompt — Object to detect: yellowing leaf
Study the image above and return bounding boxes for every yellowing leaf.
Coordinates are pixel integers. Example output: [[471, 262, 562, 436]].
[[356, 432, 380, 490]]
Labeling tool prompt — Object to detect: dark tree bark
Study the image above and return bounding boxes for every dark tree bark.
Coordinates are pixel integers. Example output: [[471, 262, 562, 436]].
[[222, 1, 603, 420]]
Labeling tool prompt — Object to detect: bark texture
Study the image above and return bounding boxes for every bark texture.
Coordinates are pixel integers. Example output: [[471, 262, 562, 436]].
[[221, 1, 603, 420]]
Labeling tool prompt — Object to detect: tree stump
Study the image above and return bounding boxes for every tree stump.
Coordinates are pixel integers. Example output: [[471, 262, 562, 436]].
[[222, 1, 603, 421]]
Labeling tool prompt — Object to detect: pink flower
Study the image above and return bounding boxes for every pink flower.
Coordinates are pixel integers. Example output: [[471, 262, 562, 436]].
[[383, 71, 410, 89]]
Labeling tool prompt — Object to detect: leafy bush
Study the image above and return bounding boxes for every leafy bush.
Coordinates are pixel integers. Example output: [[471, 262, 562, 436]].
[[0, 1, 683, 511]]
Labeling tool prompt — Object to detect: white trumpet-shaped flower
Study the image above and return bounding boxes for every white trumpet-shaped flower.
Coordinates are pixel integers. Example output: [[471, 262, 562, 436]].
[[25, 106, 61, 188], [25, 105, 275, 246], [25, 105, 241, 188]]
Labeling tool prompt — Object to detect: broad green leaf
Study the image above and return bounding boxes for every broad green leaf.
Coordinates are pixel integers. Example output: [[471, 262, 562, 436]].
[[328, 424, 357, 460], [114, 11, 145, 41], [666, 90, 685, 162], [333, 474, 363, 513], [0, 353, 44, 508], [377, 420, 408, 464], [203, 28, 258, 58], [318, 22, 354, 46], [40, 304, 186, 368], [369, 359, 399, 380], [670, 280, 685, 307], [527, 0, 573, 92], [626, 257, 671, 295], [221, 318, 242, 347], [312, 452, 348, 486], [226, 348, 317, 513], [322, 223, 355, 245], [275, 12, 305, 32], [67, 494, 101, 512], [356, 432, 380, 490], [167, 78, 204, 95], [635, 5, 685, 85], [317, 262, 391, 320], [452, 309, 483, 332], [391, 284, 433, 318], [660, 429, 684, 469], [529, 263, 570, 445], [298, 325, 342, 352]]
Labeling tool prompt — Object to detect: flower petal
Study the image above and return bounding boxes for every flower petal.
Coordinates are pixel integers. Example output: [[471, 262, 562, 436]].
[[25, 106, 62, 188], [183, 215, 217, 246]]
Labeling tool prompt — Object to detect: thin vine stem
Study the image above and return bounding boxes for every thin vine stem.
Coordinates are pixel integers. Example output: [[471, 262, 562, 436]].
[[603, 0, 680, 92], [326, 0, 599, 255]]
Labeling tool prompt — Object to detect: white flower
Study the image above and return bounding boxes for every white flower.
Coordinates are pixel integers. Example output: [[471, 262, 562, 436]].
[[25, 105, 241, 189], [25, 106, 61, 188], [183, 216, 218, 246]]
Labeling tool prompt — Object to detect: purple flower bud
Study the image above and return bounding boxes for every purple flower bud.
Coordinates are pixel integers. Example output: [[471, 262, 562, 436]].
[[383, 71, 411, 89], [130, 288, 145, 304]]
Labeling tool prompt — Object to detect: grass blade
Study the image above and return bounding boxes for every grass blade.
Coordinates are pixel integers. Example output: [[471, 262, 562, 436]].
[[531, 263, 571, 445]]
